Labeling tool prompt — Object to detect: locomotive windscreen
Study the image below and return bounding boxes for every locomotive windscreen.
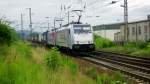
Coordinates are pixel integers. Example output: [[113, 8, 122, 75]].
[[73, 25, 91, 34]]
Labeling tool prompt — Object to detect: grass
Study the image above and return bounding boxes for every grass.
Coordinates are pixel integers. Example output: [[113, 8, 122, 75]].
[[0, 42, 45, 84], [0, 41, 128, 84], [85, 67, 127, 84], [94, 35, 150, 58], [0, 42, 96, 84]]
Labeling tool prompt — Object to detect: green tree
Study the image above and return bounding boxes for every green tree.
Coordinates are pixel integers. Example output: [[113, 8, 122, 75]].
[[0, 19, 18, 46]]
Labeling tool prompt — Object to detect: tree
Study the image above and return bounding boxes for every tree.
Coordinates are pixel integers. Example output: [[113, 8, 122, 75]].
[[0, 19, 18, 46]]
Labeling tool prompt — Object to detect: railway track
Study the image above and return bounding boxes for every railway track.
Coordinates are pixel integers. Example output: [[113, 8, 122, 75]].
[[77, 51, 150, 83], [91, 51, 150, 69], [94, 50, 150, 61]]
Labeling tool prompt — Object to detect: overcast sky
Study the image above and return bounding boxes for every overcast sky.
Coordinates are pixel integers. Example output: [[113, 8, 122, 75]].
[[0, 0, 150, 32]]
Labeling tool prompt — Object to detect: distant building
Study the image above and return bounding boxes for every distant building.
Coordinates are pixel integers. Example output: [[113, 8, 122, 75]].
[[115, 15, 150, 43], [93, 23, 122, 41]]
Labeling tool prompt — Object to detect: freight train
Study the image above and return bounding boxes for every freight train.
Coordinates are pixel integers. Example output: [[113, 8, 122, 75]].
[[32, 22, 95, 51]]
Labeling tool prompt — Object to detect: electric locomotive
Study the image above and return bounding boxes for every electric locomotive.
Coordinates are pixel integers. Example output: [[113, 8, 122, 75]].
[[53, 22, 95, 51]]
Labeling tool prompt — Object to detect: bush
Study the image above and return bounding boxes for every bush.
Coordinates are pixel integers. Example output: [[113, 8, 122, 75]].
[[46, 47, 62, 70], [124, 42, 148, 49], [0, 21, 18, 46], [123, 42, 150, 56], [146, 43, 150, 50], [94, 35, 115, 49]]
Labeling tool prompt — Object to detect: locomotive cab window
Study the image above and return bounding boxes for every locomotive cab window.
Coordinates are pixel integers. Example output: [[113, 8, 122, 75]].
[[73, 25, 91, 34]]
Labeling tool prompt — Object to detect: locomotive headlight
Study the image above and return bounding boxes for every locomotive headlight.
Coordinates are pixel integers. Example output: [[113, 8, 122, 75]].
[[75, 45, 79, 49], [89, 45, 94, 48]]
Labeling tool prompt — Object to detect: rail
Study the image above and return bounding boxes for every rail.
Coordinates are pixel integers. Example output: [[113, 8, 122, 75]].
[[78, 51, 150, 82]]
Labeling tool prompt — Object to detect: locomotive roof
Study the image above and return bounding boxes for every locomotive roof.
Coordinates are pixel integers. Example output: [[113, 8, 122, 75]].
[[56, 23, 91, 31], [42, 23, 91, 33], [62, 22, 82, 27]]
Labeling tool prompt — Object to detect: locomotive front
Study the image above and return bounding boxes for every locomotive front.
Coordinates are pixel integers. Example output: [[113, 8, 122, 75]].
[[72, 24, 95, 51]]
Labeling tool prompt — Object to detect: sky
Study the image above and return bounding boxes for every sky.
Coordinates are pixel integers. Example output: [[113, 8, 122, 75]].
[[0, 0, 150, 32]]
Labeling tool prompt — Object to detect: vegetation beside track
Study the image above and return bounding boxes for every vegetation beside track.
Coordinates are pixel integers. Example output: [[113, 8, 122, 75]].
[[85, 67, 128, 84], [0, 42, 128, 84], [0, 42, 97, 84], [94, 35, 150, 58]]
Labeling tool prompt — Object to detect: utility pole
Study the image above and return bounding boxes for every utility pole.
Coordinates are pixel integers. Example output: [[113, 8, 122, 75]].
[[45, 17, 51, 31], [53, 18, 56, 46], [54, 19, 56, 30], [148, 15, 150, 41], [68, 11, 70, 24], [48, 23, 50, 30], [124, 0, 128, 42], [27, 8, 32, 38], [103, 24, 106, 39], [21, 13, 24, 40]]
